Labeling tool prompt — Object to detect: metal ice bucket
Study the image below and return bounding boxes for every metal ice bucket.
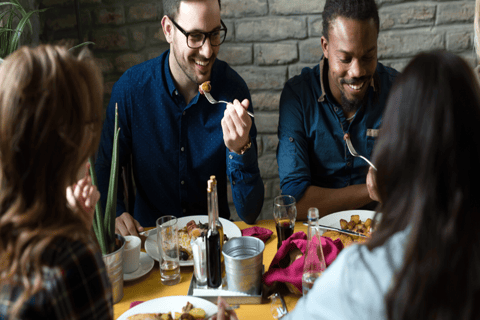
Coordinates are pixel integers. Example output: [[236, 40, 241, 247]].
[[222, 236, 265, 295]]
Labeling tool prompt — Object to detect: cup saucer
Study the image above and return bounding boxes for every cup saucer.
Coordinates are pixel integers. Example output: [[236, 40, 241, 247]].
[[124, 252, 154, 281]]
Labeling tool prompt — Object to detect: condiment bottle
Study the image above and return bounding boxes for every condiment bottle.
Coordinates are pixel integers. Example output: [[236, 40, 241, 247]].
[[206, 178, 222, 288], [302, 207, 326, 296]]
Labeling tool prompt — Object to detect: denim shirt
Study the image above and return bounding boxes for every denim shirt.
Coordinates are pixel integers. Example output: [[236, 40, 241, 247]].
[[277, 56, 398, 201], [95, 50, 264, 226]]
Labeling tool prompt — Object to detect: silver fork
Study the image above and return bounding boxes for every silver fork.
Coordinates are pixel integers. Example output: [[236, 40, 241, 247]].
[[346, 136, 377, 171], [204, 91, 255, 118]]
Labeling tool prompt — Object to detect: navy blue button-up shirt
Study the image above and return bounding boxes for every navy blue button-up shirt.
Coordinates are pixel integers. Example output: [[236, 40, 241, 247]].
[[277, 56, 398, 202], [95, 50, 264, 227]]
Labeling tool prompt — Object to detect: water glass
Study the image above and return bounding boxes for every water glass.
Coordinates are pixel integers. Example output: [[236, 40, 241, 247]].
[[273, 195, 297, 249], [191, 236, 207, 286], [156, 215, 181, 285]]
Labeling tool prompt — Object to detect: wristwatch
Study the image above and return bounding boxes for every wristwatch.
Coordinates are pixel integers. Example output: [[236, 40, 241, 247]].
[[239, 138, 252, 155]]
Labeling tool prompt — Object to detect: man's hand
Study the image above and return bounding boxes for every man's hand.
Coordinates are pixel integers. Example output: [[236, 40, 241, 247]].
[[221, 99, 252, 154], [366, 167, 381, 203], [116, 212, 144, 236], [67, 163, 100, 230], [212, 297, 238, 320]]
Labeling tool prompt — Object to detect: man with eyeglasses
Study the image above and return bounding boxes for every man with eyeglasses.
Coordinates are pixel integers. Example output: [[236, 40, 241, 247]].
[[95, 0, 264, 236]]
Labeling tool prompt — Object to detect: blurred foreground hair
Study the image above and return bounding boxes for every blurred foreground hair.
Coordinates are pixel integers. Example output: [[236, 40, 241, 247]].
[[368, 50, 480, 319], [0, 45, 103, 318]]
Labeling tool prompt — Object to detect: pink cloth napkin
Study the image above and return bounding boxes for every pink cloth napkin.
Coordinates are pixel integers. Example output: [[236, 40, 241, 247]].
[[262, 231, 344, 294], [241, 226, 273, 243], [130, 301, 144, 309]]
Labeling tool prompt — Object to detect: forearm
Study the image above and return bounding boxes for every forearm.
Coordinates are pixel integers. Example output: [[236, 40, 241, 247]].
[[296, 184, 372, 220]]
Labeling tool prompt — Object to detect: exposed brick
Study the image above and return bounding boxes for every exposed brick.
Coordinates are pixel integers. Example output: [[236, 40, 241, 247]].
[[258, 153, 279, 179], [375, 0, 404, 7], [80, 0, 101, 4], [256, 136, 264, 157], [223, 20, 235, 43], [288, 63, 317, 78], [130, 26, 147, 51], [436, 2, 475, 25], [254, 42, 298, 66], [95, 57, 115, 74], [255, 113, 280, 134], [92, 29, 129, 51], [236, 17, 307, 42], [126, 3, 158, 23], [217, 44, 253, 66], [447, 31, 472, 52], [221, 0, 267, 18], [45, 13, 76, 31], [234, 66, 287, 90], [379, 59, 410, 73], [299, 38, 323, 63], [458, 53, 478, 68], [114, 53, 145, 73], [104, 81, 116, 95], [94, 7, 125, 26], [42, 0, 70, 6], [149, 23, 167, 45], [270, 0, 325, 15], [263, 134, 279, 153], [378, 31, 445, 59], [251, 91, 281, 111], [309, 16, 323, 37], [379, 3, 436, 30], [263, 178, 281, 200], [146, 46, 170, 61]]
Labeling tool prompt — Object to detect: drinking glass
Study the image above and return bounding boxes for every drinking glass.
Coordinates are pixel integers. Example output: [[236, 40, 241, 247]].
[[156, 215, 181, 285], [273, 195, 297, 249]]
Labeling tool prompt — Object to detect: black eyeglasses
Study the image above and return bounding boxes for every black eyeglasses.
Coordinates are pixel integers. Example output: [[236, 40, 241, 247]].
[[168, 16, 227, 49]]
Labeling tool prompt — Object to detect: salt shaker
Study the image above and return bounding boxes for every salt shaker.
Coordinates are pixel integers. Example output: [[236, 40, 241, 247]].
[[302, 207, 326, 296]]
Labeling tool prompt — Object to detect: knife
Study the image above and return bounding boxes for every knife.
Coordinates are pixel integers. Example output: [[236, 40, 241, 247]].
[[302, 222, 368, 238]]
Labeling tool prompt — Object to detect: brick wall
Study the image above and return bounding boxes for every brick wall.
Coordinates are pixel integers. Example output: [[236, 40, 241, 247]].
[[37, 0, 477, 222]]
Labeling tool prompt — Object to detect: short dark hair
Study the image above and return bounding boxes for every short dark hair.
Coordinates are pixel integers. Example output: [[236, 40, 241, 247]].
[[322, 0, 379, 40], [163, 0, 222, 20]]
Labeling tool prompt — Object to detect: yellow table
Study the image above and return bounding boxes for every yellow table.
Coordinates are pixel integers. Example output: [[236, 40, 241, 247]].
[[114, 220, 308, 319]]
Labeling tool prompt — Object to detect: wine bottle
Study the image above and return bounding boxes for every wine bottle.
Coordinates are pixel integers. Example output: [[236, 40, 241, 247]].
[[209, 175, 226, 280], [206, 178, 222, 288]]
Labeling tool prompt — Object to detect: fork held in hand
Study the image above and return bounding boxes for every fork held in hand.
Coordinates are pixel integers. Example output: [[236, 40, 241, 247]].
[[204, 91, 255, 118], [346, 136, 377, 171]]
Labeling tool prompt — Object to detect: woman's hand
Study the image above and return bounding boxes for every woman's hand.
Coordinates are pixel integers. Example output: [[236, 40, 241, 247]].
[[366, 166, 381, 203], [212, 297, 238, 320], [66, 163, 100, 230]]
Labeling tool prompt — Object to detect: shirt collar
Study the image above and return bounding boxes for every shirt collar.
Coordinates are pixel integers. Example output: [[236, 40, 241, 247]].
[[318, 55, 380, 103]]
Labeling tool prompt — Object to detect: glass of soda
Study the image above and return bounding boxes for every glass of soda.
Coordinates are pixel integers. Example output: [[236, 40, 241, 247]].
[[273, 195, 297, 249]]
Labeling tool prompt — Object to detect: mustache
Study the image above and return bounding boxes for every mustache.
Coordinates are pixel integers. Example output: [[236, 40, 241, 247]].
[[340, 76, 371, 85]]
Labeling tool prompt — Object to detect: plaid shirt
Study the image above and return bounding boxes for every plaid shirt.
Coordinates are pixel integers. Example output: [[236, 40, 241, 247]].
[[0, 234, 113, 320]]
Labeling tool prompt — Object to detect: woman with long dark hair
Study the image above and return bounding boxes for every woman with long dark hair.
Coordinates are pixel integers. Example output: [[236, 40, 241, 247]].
[[0, 45, 112, 319], [280, 50, 480, 319]]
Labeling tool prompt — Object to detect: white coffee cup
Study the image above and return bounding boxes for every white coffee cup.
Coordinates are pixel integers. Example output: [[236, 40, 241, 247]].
[[123, 235, 141, 273]]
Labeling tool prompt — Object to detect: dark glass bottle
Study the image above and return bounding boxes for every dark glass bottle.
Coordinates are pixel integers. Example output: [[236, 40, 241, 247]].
[[206, 178, 222, 288]]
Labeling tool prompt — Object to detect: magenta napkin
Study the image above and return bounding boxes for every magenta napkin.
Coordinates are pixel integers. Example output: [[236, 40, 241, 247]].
[[262, 231, 343, 294], [130, 301, 144, 309], [241, 226, 273, 243]]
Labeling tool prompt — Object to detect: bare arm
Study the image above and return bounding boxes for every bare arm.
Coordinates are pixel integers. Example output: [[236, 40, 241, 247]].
[[296, 184, 373, 220]]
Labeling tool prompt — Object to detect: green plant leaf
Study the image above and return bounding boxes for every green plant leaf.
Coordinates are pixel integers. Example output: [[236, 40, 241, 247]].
[[89, 157, 108, 254], [68, 41, 95, 51]]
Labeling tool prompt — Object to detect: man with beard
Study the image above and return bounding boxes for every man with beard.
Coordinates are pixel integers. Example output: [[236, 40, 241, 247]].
[[276, 0, 399, 220], [95, 0, 264, 236]]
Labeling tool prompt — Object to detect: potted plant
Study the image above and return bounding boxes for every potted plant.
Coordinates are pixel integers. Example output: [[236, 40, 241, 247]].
[[89, 104, 125, 303], [0, 0, 93, 64]]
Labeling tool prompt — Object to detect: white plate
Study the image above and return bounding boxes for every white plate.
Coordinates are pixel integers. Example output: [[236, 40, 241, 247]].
[[145, 216, 242, 266], [318, 209, 380, 231], [117, 295, 217, 320], [124, 252, 154, 281]]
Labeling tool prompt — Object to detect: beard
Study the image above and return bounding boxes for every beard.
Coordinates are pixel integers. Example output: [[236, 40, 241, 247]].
[[339, 77, 370, 114]]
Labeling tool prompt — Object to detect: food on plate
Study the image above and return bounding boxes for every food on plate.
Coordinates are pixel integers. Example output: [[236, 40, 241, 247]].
[[178, 220, 229, 261], [322, 215, 374, 247], [199, 81, 211, 94], [127, 302, 206, 320]]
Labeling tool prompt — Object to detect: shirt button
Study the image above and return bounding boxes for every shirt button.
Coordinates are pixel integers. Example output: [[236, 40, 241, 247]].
[[229, 155, 233, 159], [181, 147, 185, 152], [232, 181, 236, 185], [289, 137, 294, 142], [174, 90, 178, 95], [181, 180, 185, 185], [347, 162, 351, 167], [334, 107, 339, 111], [183, 111, 186, 116]]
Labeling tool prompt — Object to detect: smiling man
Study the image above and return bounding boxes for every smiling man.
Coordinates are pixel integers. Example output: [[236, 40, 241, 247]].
[[95, 0, 264, 235], [276, 0, 399, 220]]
